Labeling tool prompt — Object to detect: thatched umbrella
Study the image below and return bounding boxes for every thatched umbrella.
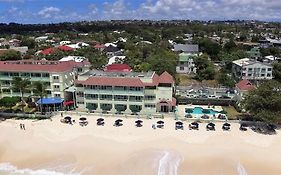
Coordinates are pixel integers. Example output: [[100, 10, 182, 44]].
[[191, 122, 199, 127], [116, 119, 123, 123], [157, 121, 164, 124], [97, 118, 104, 122], [80, 117, 87, 121], [223, 123, 231, 127], [64, 116, 71, 121], [176, 121, 183, 125], [135, 120, 143, 124]]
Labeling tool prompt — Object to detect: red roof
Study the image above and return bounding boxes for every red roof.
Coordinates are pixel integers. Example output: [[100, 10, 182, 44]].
[[58, 45, 74, 51], [40, 48, 55, 55], [104, 64, 132, 72], [94, 44, 106, 49], [158, 71, 174, 84], [0, 60, 90, 73], [76, 76, 144, 87], [236, 80, 256, 91]]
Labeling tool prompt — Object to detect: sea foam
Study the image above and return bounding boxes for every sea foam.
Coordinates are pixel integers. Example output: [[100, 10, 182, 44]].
[[157, 151, 183, 175], [0, 163, 81, 175]]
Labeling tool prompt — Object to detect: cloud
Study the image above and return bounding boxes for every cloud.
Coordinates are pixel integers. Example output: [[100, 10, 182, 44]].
[[38, 6, 60, 18]]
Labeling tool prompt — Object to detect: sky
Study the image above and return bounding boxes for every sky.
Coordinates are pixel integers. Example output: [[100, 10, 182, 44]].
[[0, 0, 281, 24]]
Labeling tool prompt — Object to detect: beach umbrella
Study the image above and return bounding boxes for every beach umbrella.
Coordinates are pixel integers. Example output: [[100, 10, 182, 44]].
[[208, 122, 215, 127], [157, 121, 164, 124], [135, 120, 143, 124], [80, 117, 87, 121], [97, 118, 104, 122], [176, 121, 183, 125], [191, 122, 199, 126], [223, 123, 231, 127], [64, 116, 71, 121], [116, 119, 123, 123]]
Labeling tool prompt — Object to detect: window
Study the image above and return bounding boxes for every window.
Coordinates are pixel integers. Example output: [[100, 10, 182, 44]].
[[53, 76, 59, 80], [248, 74, 252, 76], [77, 68, 82, 72], [42, 73, 49, 77], [242, 67, 247, 71], [180, 67, 184, 70], [2, 89, 11, 93], [129, 87, 142, 91], [268, 68, 272, 71], [114, 86, 127, 91], [248, 68, 252, 71], [145, 104, 155, 108], [145, 95, 156, 100], [100, 94, 113, 100], [129, 96, 143, 102], [261, 74, 265, 77], [85, 94, 98, 99], [267, 73, 271, 77], [54, 85, 60, 89], [55, 94, 61, 97], [77, 101, 84, 104], [77, 91, 84, 97], [261, 68, 266, 72], [31, 73, 41, 77], [180, 61, 185, 65], [114, 95, 128, 101], [242, 73, 246, 76]]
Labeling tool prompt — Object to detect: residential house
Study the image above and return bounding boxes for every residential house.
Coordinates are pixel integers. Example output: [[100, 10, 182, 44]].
[[246, 47, 261, 59], [263, 55, 281, 64], [107, 55, 126, 65], [104, 45, 122, 57], [176, 53, 197, 74], [173, 44, 199, 54], [235, 79, 256, 101], [232, 58, 273, 82]]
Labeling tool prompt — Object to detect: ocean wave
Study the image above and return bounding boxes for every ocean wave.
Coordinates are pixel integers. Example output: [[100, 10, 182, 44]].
[[237, 162, 248, 175], [156, 150, 183, 175], [0, 163, 81, 175]]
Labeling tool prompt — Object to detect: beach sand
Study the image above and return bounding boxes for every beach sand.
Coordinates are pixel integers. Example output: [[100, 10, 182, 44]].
[[0, 114, 281, 175]]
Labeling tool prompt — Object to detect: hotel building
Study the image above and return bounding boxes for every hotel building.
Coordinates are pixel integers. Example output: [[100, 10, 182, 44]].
[[0, 59, 90, 99], [75, 70, 176, 114]]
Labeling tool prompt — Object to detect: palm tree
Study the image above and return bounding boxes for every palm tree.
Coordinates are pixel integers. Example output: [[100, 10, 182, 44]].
[[32, 81, 47, 114], [12, 77, 31, 112]]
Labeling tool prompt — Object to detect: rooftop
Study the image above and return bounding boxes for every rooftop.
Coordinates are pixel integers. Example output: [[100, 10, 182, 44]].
[[173, 44, 199, 53], [236, 79, 256, 91], [0, 59, 90, 73], [232, 58, 271, 67]]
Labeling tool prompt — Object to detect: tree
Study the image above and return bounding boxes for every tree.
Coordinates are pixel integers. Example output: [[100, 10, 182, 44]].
[[0, 50, 21, 61], [242, 80, 281, 123], [21, 37, 36, 49], [260, 47, 281, 57], [32, 81, 48, 114], [218, 50, 249, 72], [199, 38, 221, 60], [223, 39, 237, 53], [273, 62, 281, 82], [12, 77, 31, 112], [194, 54, 216, 81], [216, 72, 235, 88]]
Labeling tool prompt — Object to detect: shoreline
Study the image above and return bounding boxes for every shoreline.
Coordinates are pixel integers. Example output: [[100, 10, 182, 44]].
[[1, 115, 281, 175]]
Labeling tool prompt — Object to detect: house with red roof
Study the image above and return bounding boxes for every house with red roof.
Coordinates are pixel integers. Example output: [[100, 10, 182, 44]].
[[104, 64, 132, 72], [39, 45, 74, 55], [74, 70, 176, 114], [235, 79, 256, 101], [93, 44, 106, 51]]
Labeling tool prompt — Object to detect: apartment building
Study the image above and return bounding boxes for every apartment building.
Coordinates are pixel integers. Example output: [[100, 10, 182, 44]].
[[74, 70, 176, 114], [232, 58, 273, 81], [0, 59, 90, 99]]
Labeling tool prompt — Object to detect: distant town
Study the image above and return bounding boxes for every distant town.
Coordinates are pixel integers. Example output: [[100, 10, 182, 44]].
[[0, 20, 280, 125]]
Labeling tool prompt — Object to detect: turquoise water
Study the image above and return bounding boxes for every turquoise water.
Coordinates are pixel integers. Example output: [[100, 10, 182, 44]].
[[185, 107, 220, 115]]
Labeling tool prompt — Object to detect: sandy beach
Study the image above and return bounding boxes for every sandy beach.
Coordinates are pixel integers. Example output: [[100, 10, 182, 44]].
[[0, 114, 281, 175]]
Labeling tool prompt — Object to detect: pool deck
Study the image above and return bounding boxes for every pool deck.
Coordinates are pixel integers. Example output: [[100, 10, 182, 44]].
[[177, 105, 225, 121]]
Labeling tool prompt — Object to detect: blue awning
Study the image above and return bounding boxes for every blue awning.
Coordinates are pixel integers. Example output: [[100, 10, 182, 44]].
[[37, 98, 64, 105]]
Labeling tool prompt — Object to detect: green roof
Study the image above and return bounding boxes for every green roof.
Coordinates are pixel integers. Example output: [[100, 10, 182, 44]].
[[179, 53, 196, 62]]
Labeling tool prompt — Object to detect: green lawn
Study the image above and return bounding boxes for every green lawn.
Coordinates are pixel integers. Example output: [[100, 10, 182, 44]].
[[222, 106, 241, 120]]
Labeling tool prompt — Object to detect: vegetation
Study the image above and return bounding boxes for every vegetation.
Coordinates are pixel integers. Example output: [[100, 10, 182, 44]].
[[12, 77, 31, 111], [0, 50, 21, 61], [193, 54, 216, 81], [0, 97, 21, 108], [242, 80, 281, 123], [32, 81, 48, 114], [272, 62, 281, 82]]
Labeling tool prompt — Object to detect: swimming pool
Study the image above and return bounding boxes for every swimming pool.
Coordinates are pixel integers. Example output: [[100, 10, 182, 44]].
[[185, 107, 220, 115]]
